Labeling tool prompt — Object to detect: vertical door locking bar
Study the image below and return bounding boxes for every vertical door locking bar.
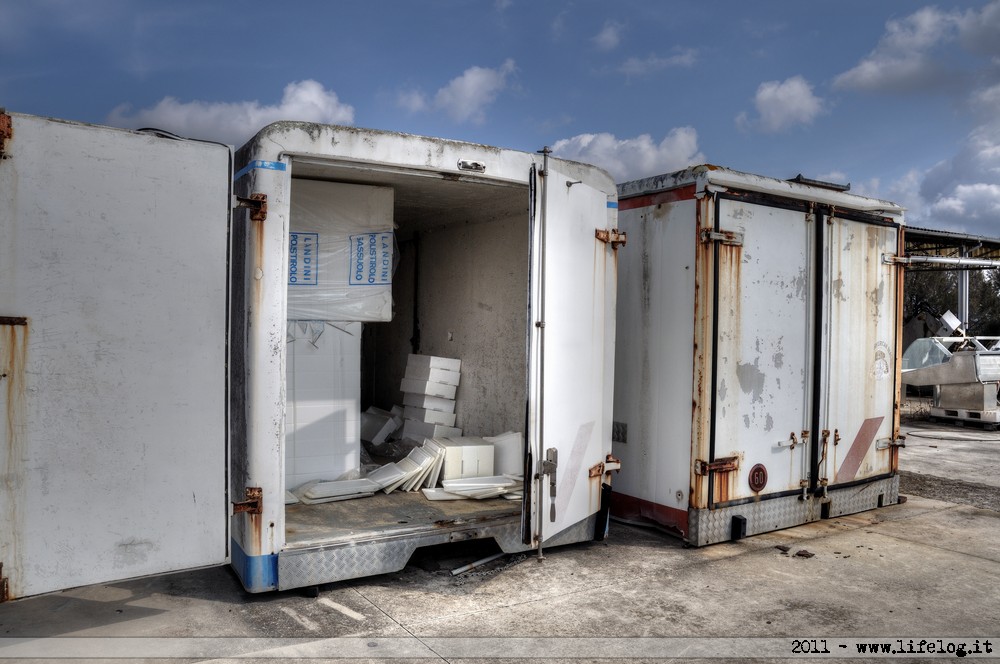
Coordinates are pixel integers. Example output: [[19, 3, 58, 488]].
[[542, 448, 558, 523]]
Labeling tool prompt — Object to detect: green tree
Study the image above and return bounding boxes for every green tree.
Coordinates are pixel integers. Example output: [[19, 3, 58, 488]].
[[903, 268, 1000, 336]]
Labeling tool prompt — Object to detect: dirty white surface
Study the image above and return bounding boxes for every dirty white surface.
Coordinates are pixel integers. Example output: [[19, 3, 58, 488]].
[[0, 114, 230, 599]]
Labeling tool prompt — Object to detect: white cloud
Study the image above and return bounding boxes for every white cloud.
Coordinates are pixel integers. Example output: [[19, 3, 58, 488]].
[[619, 48, 696, 77], [957, 0, 1000, 56], [594, 21, 624, 52], [916, 120, 1000, 234], [550, 127, 705, 182], [495, 0, 512, 10], [107, 80, 354, 146], [829, 1, 1000, 235], [971, 82, 1000, 116], [817, 171, 850, 186], [928, 183, 1000, 225], [834, 6, 961, 92], [400, 60, 517, 124], [551, 10, 569, 39], [396, 89, 428, 113], [849, 169, 926, 219], [737, 76, 822, 133]]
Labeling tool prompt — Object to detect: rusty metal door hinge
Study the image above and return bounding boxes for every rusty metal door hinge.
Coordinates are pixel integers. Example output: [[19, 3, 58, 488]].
[[876, 437, 906, 450], [700, 229, 744, 246], [0, 111, 12, 160], [595, 228, 627, 249], [233, 193, 267, 222], [232, 487, 263, 515], [588, 454, 623, 478], [694, 456, 740, 476]]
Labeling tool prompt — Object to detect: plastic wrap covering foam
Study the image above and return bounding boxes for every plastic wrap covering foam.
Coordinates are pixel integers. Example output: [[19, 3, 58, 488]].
[[288, 179, 396, 321]]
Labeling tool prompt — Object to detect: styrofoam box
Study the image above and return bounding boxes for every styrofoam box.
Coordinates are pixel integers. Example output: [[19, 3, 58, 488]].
[[402, 392, 456, 414], [484, 430, 524, 477], [403, 406, 457, 427], [434, 437, 495, 480], [400, 378, 456, 400], [407, 353, 461, 372], [360, 406, 402, 444], [402, 419, 462, 441], [404, 365, 460, 386]]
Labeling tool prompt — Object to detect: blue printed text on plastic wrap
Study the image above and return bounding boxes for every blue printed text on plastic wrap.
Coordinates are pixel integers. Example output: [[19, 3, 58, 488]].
[[288, 232, 319, 286], [349, 232, 394, 286]]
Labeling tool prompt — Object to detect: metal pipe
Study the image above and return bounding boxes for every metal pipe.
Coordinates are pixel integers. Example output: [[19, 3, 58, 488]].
[[886, 255, 1000, 268], [958, 246, 970, 331], [451, 552, 505, 576]]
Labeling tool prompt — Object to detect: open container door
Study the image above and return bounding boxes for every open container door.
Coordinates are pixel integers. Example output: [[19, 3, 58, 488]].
[[821, 214, 902, 506], [0, 113, 231, 599], [527, 155, 618, 549]]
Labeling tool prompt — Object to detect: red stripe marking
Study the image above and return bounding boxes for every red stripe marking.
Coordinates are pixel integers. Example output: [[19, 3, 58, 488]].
[[619, 184, 697, 210], [838, 416, 884, 481]]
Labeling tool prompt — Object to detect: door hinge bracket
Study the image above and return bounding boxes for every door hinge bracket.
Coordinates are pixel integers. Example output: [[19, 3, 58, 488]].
[[233, 193, 268, 222], [0, 110, 12, 160], [0, 562, 8, 603], [595, 228, 627, 250], [589, 454, 622, 478], [232, 487, 263, 515], [876, 437, 906, 450], [700, 229, 744, 246], [694, 456, 740, 476]]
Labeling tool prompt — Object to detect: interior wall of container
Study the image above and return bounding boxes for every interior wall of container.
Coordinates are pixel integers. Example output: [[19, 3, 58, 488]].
[[367, 213, 529, 435]]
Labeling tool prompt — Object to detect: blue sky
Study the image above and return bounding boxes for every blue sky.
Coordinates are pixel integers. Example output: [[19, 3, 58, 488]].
[[3, 0, 1000, 235]]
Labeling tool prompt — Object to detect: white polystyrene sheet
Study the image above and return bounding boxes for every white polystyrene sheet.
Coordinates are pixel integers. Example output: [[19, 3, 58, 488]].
[[384, 457, 420, 494], [422, 440, 446, 488], [402, 446, 436, 491], [285, 322, 362, 489], [288, 179, 395, 321], [365, 462, 407, 489], [442, 476, 517, 488], [0, 114, 229, 598], [483, 431, 524, 477], [301, 478, 380, 499], [421, 488, 469, 501]]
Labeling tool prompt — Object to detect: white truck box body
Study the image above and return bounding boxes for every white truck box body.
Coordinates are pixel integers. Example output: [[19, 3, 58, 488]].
[[0, 113, 231, 599], [229, 122, 619, 591], [0, 113, 619, 598], [612, 165, 904, 545]]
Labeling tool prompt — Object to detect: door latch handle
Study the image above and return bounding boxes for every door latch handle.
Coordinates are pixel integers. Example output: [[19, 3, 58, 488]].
[[541, 447, 558, 522]]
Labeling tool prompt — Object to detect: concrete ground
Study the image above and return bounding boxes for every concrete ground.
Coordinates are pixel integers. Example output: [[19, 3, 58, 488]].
[[1, 406, 998, 663]]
